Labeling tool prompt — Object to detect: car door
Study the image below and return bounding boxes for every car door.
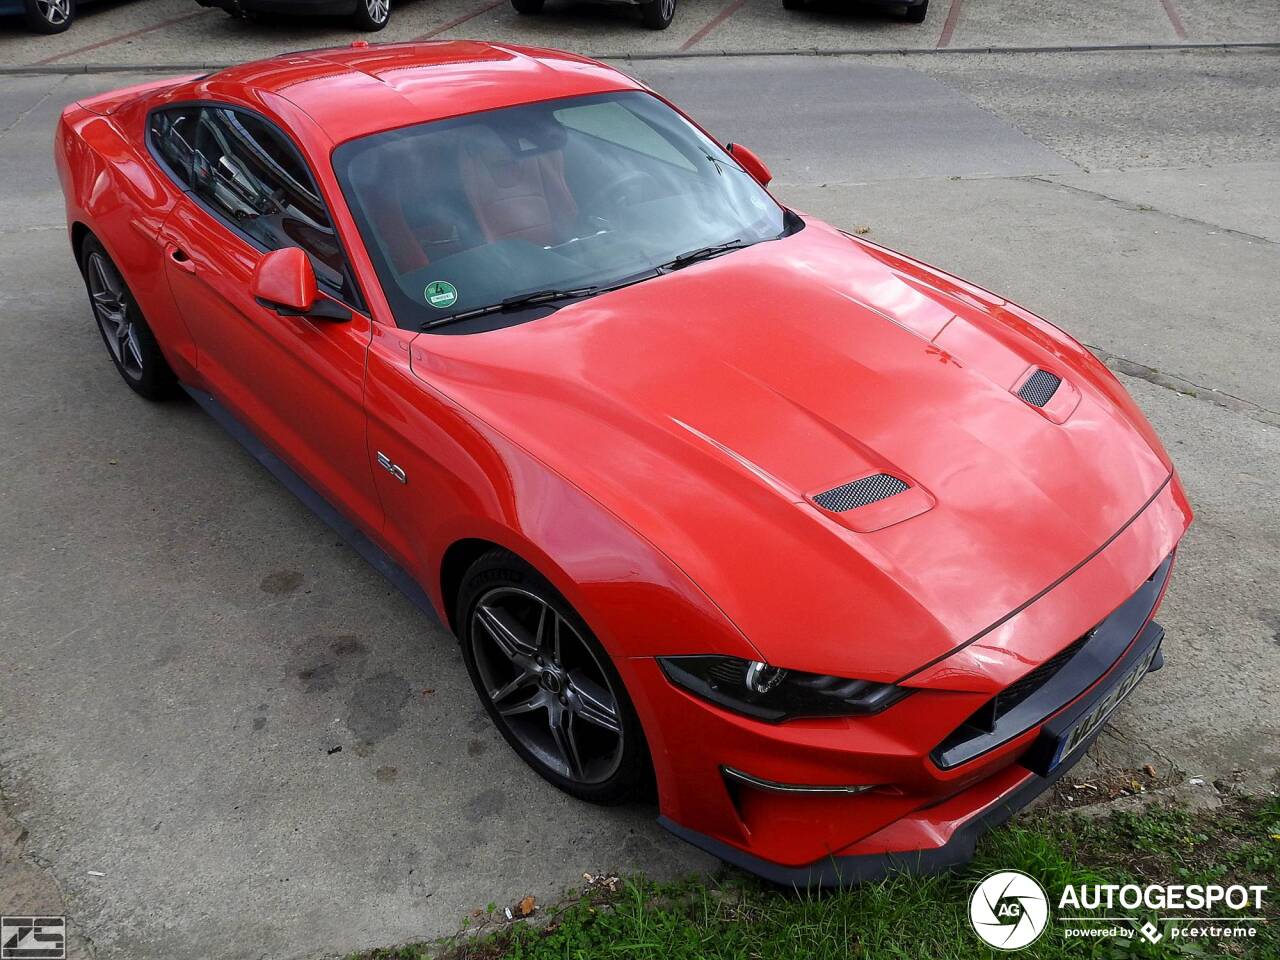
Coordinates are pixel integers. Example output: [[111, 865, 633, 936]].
[[151, 104, 383, 534]]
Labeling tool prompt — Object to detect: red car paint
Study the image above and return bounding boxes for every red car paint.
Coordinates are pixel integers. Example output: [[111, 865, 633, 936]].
[[55, 41, 1192, 880]]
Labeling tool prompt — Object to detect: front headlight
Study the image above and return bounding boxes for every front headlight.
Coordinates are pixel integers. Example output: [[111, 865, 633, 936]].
[[658, 655, 911, 722]]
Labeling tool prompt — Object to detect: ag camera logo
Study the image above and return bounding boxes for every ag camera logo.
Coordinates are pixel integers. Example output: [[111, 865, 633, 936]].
[[970, 871, 1050, 950]]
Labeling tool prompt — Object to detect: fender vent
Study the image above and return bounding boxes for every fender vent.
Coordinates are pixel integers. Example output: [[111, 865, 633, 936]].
[[1018, 369, 1062, 407], [814, 474, 908, 512]]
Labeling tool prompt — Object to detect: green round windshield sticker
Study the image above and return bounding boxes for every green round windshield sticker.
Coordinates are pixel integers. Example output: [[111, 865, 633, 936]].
[[424, 280, 458, 309]]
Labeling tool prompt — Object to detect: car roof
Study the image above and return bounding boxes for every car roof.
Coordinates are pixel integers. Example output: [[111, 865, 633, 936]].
[[202, 41, 646, 145]]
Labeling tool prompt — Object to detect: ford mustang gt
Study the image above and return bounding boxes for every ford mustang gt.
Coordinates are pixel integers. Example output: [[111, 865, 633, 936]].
[[55, 41, 1192, 884]]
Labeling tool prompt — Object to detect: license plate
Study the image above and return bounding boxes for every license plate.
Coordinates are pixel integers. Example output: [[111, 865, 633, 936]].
[[1050, 642, 1160, 770]]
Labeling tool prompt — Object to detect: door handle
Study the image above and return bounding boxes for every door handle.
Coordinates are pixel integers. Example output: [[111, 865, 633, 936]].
[[166, 244, 196, 273]]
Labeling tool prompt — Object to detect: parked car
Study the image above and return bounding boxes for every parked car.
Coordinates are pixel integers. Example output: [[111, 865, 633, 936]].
[[512, 0, 676, 31], [3, 0, 83, 33], [782, 0, 928, 22], [195, 0, 392, 31], [55, 41, 1191, 885]]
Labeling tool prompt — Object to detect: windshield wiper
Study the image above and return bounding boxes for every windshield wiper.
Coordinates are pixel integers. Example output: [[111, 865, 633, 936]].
[[420, 285, 598, 331], [659, 239, 748, 272]]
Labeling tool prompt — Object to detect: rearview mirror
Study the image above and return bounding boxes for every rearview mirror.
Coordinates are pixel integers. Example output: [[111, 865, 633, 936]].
[[251, 247, 349, 321], [726, 142, 772, 188]]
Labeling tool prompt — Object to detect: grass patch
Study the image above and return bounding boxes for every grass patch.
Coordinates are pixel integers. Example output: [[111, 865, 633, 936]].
[[353, 795, 1280, 960]]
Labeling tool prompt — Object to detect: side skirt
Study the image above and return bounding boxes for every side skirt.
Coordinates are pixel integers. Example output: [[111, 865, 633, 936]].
[[182, 384, 441, 626]]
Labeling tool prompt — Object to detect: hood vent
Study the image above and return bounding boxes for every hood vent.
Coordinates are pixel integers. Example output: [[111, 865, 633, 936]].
[[814, 474, 908, 512], [1018, 369, 1062, 407]]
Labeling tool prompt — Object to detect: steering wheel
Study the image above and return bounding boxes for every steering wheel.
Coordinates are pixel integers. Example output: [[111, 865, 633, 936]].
[[583, 170, 655, 214]]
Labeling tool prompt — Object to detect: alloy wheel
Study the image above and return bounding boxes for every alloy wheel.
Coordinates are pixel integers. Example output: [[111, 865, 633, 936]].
[[35, 0, 70, 24], [366, 0, 389, 22], [470, 587, 624, 784], [86, 252, 144, 381]]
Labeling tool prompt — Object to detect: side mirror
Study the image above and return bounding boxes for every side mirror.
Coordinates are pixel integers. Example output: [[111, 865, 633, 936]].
[[727, 142, 772, 188], [251, 247, 349, 321]]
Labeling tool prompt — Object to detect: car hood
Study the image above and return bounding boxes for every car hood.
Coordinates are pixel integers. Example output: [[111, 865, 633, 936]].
[[408, 219, 1177, 681]]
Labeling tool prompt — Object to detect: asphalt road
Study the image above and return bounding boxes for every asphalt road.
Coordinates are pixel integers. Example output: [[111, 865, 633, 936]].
[[0, 14, 1278, 960]]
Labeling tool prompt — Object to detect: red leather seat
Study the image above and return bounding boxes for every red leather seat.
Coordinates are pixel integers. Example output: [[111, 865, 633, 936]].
[[457, 125, 577, 247], [355, 138, 431, 274], [354, 133, 483, 275]]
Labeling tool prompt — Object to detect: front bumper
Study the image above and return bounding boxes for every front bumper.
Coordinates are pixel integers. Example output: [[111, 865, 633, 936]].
[[626, 477, 1188, 886], [660, 617, 1166, 886], [661, 727, 1081, 886]]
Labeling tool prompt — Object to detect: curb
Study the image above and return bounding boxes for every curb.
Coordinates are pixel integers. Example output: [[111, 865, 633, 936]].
[[2, 39, 1278, 75]]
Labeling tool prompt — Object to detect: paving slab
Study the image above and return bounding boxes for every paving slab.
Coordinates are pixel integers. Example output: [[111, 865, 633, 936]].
[[1044, 161, 1280, 242], [1175, 0, 1280, 43], [948, 0, 1182, 48]]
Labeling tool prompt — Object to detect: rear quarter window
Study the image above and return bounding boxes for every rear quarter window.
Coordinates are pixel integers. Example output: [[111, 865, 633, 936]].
[[149, 107, 200, 186]]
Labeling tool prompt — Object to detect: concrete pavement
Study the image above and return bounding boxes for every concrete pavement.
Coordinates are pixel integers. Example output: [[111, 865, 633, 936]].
[[0, 33, 1277, 960]]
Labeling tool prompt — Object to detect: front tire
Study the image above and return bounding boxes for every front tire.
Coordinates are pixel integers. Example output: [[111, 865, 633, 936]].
[[458, 550, 651, 805], [24, 0, 75, 33], [79, 236, 175, 400], [511, 0, 544, 13], [902, 0, 928, 23], [781, 0, 804, 9], [640, 0, 674, 30], [351, 0, 390, 30]]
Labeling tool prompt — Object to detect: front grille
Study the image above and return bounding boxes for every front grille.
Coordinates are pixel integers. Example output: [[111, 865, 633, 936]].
[[1018, 369, 1062, 407], [929, 552, 1174, 770], [967, 634, 1090, 733], [813, 474, 908, 512], [997, 634, 1089, 713]]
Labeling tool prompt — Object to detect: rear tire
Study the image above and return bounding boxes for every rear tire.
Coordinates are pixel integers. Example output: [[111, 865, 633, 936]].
[[902, 0, 927, 23], [24, 0, 75, 33], [351, 0, 390, 30], [640, 0, 674, 29], [511, 0, 545, 13], [79, 236, 175, 401], [458, 549, 652, 805]]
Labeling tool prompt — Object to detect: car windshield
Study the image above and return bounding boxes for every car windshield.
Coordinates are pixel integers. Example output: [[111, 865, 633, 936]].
[[333, 91, 792, 332]]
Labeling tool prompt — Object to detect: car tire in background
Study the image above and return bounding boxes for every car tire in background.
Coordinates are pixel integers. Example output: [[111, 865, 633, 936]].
[[24, 0, 75, 33], [510, 0, 545, 13], [79, 235, 175, 400], [458, 549, 652, 805], [781, 0, 803, 9], [902, 0, 928, 22], [351, 0, 391, 30], [640, 0, 674, 29]]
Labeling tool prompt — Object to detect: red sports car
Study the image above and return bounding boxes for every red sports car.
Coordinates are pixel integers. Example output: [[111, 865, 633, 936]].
[[55, 41, 1192, 884]]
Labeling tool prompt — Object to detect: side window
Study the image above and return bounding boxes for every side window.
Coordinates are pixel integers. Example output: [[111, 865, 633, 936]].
[[149, 107, 201, 186], [185, 106, 351, 297]]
